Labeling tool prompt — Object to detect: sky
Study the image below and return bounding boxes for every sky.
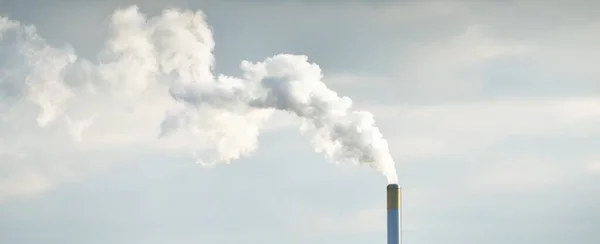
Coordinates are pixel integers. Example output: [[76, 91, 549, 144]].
[[0, 0, 599, 243]]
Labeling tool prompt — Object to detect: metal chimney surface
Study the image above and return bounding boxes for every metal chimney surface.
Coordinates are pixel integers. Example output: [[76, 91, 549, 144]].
[[387, 184, 401, 244]]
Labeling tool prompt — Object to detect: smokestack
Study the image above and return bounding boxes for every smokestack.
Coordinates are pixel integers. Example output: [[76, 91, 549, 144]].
[[387, 184, 402, 244]]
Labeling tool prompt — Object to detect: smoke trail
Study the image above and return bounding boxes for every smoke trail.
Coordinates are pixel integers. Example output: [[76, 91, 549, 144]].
[[0, 6, 398, 183]]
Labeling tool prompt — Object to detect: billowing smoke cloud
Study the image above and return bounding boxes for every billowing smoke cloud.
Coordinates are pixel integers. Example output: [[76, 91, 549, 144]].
[[0, 6, 398, 184]]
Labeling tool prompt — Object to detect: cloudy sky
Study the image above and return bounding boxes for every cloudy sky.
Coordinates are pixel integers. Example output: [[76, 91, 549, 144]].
[[1, 0, 599, 243]]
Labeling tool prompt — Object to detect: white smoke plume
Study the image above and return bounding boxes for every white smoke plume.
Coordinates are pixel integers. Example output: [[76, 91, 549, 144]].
[[0, 6, 398, 184]]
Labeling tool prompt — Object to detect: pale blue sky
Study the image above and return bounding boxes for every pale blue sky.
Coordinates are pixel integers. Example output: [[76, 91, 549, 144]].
[[0, 0, 599, 244]]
